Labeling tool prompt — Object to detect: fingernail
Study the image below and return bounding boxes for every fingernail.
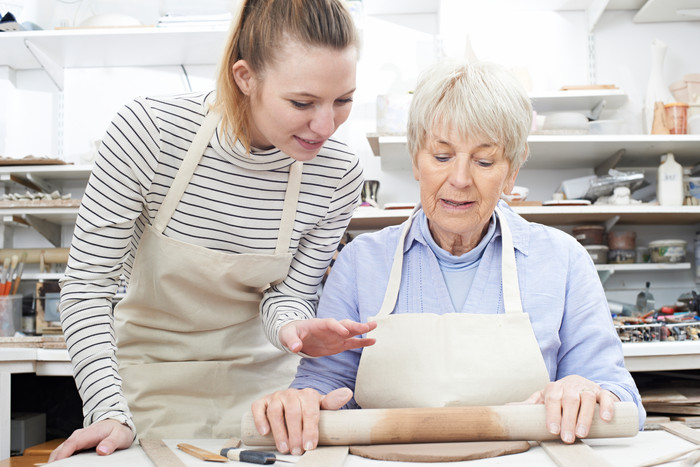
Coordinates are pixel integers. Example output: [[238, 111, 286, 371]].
[[549, 423, 560, 434], [576, 425, 587, 437], [257, 425, 268, 435], [563, 431, 574, 443], [280, 442, 288, 453], [601, 410, 612, 420], [292, 447, 303, 456], [97, 445, 109, 455], [305, 441, 314, 451]]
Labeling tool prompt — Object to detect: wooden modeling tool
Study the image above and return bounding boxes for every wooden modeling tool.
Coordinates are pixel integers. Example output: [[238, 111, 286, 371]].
[[177, 443, 228, 462], [139, 438, 186, 467], [11, 252, 26, 295], [4, 254, 18, 295]]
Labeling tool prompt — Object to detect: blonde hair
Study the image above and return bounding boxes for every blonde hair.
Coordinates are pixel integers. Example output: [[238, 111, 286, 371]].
[[213, 0, 357, 151], [407, 60, 532, 176]]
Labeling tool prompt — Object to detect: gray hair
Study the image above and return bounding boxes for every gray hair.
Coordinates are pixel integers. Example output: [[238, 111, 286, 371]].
[[407, 60, 532, 176]]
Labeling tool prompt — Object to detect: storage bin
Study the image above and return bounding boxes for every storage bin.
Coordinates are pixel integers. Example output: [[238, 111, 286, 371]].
[[608, 249, 636, 264], [649, 239, 687, 263], [584, 245, 608, 264], [608, 231, 636, 250], [572, 225, 605, 245], [663, 322, 700, 341]]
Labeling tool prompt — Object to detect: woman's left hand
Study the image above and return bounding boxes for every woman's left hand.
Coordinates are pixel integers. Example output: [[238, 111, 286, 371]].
[[279, 318, 377, 356], [521, 375, 620, 444]]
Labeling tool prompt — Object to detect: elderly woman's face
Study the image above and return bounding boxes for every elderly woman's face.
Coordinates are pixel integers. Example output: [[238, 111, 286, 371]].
[[412, 127, 518, 255]]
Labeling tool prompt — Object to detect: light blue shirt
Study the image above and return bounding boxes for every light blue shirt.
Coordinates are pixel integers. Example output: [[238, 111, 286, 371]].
[[291, 201, 645, 429], [419, 210, 495, 311]]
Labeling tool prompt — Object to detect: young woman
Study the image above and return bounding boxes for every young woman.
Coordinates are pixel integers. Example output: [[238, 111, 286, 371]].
[[51, 0, 374, 460]]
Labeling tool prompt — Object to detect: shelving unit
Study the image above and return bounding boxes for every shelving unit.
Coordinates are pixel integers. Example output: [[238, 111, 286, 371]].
[[0, 27, 227, 90]]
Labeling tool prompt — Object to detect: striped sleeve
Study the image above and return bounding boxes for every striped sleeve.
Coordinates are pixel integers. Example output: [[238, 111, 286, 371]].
[[260, 151, 364, 350], [59, 97, 161, 431]]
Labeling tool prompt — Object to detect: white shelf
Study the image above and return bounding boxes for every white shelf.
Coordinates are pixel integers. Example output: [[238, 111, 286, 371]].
[[596, 262, 691, 272], [0, 207, 80, 224], [367, 134, 700, 170], [622, 341, 700, 371], [513, 204, 700, 225], [0, 164, 92, 180], [530, 89, 628, 112], [0, 27, 227, 71], [634, 0, 700, 23]]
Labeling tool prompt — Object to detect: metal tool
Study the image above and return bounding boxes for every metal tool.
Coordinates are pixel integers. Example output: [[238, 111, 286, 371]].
[[220, 447, 294, 465]]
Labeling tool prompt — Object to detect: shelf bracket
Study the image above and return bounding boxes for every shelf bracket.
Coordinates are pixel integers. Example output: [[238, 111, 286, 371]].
[[23, 214, 62, 247], [586, 0, 610, 32], [24, 39, 64, 92], [595, 148, 625, 176]]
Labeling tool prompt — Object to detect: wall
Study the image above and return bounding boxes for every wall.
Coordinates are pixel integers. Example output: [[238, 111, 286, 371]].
[[2, 0, 700, 307]]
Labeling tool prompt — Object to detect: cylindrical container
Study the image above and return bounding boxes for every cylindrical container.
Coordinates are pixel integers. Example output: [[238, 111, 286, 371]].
[[608, 231, 636, 250], [585, 245, 608, 265], [657, 153, 684, 206], [665, 102, 689, 134], [608, 249, 636, 264], [572, 225, 605, 245], [649, 239, 687, 263]]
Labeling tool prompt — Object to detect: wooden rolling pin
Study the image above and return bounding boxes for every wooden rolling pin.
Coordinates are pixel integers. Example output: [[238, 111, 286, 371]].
[[241, 402, 639, 446]]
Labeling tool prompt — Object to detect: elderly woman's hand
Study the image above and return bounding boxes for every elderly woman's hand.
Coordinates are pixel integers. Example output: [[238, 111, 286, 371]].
[[251, 387, 353, 455], [279, 318, 376, 356], [520, 375, 620, 444]]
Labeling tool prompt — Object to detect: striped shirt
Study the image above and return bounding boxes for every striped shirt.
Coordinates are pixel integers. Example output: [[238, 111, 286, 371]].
[[59, 91, 363, 430]]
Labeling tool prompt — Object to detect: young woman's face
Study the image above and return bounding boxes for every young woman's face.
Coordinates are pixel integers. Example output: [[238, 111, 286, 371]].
[[239, 41, 357, 161]]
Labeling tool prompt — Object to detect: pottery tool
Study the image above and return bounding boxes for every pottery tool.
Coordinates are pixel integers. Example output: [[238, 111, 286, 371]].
[[177, 443, 227, 462], [139, 438, 186, 467], [11, 252, 26, 295], [219, 447, 294, 464], [242, 402, 639, 446]]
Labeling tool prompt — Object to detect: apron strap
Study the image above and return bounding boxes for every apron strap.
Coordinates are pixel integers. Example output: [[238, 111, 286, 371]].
[[275, 161, 303, 254], [153, 109, 222, 233], [376, 205, 523, 318], [152, 107, 303, 256], [495, 206, 523, 314], [375, 207, 419, 319]]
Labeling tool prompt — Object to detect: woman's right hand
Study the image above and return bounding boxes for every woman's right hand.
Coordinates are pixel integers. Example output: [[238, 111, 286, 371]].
[[251, 387, 353, 456], [48, 419, 134, 462]]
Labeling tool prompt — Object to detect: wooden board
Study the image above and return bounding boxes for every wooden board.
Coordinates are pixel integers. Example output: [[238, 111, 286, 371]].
[[540, 440, 613, 467], [0, 157, 69, 166]]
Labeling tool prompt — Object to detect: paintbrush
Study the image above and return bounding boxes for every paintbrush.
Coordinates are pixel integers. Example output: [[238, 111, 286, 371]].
[[0, 257, 9, 296], [11, 252, 27, 295], [5, 255, 18, 295]]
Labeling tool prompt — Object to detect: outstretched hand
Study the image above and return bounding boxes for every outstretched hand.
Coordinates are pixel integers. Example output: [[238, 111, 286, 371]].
[[48, 419, 134, 462], [279, 318, 377, 356]]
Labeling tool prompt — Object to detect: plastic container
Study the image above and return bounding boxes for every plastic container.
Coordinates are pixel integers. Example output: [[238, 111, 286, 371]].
[[584, 245, 608, 264], [608, 231, 636, 250], [572, 225, 605, 245], [608, 249, 636, 264], [649, 239, 687, 263], [657, 153, 684, 206], [665, 102, 689, 134]]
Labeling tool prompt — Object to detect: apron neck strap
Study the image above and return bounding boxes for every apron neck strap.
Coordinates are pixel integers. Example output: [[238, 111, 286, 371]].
[[376, 205, 522, 318], [153, 109, 222, 233], [152, 108, 303, 255], [495, 206, 523, 314], [275, 161, 303, 254]]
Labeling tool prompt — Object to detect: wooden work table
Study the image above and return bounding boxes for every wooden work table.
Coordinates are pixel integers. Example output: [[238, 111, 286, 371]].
[[22, 431, 697, 466]]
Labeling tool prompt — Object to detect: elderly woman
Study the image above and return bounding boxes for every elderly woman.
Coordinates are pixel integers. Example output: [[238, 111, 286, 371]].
[[251, 60, 644, 456]]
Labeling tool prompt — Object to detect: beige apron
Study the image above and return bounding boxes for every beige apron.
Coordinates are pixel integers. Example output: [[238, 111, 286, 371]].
[[355, 207, 550, 408], [114, 108, 301, 439]]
